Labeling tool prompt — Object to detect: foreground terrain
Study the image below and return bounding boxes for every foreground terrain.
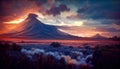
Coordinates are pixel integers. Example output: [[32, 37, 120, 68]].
[[0, 40, 120, 69]]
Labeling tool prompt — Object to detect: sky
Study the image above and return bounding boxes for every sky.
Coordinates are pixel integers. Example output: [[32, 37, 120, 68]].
[[0, 0, 120, 37]]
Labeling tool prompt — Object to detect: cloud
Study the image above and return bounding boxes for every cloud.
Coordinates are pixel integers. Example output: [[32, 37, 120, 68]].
[[77, 6, 88, 14], [67, 14, 81, 19], [94, 27, 120, 32], [0, 0, 40, 23], [83, 19, 116, 26], [0, 0, 15, 22], [0, 23, 4, 30], [90, 11, 120, 20], [0, 23, 17, 34], [75, 0, 120, 20], [104, 12, 120, 19], [112, 23, 120, 30], [32, 0, 48, 6], [46, 4, 70, 16], [82, 19, 120, 32]]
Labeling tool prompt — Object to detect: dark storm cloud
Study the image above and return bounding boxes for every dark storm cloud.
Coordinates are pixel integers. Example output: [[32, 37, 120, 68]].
[[30, 0, 47, 6], [77, 7, 87, 13], [1, 0, 120, 22], [46, 4, 70, 16], [0, 0, 13, 22], [75, 0, 120, 20], [104, 12, 120, 19], [0, 0, 71, 22], [77, 1, 89, 13], [55, 0, 86, 4], [0, 0, 50, 22], [93, 1, 120, 19], [114, 20, 120, 25], [0, 0, 29, 22]]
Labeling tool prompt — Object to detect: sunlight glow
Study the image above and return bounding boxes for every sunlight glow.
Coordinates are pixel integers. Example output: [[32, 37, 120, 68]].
[[73, 21, 83, 26], [4, 19, 25, 24]]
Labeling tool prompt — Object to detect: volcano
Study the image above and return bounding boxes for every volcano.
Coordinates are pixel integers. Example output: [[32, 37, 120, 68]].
[[91, 34, 106, 39], [1, 13, 78, 39]]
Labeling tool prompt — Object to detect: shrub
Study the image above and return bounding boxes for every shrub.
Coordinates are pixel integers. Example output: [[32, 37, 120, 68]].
[[93, 45, 120, 69], [50, 42, 61, 47]]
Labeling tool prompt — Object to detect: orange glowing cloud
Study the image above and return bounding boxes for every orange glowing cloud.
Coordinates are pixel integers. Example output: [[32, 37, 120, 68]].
[[2, 0, 44, 24], [0, 24, 17, 34]]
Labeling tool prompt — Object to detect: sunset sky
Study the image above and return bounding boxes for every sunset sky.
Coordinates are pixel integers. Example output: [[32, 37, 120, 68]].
[[0, 0, 120, 37]]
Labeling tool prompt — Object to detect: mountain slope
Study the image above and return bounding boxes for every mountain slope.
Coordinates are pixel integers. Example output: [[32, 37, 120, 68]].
[[1, 13, 78, 39]]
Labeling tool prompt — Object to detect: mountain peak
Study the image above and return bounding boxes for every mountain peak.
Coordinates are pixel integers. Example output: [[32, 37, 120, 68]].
[[28, 13, 38, 18], [26, 13, 38, 21], [25, 13, 43, 25], [95, 33, 101, 36], [92, 33, 105, 39]]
